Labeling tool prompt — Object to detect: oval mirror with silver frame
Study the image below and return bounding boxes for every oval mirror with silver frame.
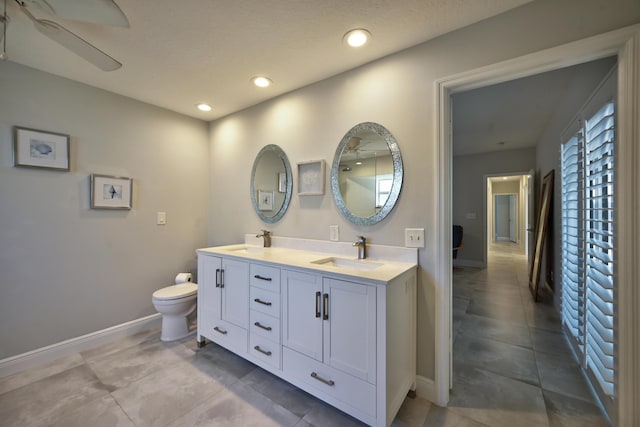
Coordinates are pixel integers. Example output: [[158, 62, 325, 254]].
[[250, 144, 293, 223], [331, 122, 403, 225]]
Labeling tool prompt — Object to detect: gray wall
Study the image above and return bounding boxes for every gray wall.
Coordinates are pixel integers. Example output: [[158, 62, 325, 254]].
[[0, 62, 210, 359], [453, 148, 536, 264], [208, 0, 640, 380]]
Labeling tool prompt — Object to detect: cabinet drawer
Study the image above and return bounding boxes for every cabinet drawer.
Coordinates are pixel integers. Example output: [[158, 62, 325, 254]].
[[250, 264, 281, 292], [200, 312, 247, 355], [249, 333, 281, 370], [283, 348, 376, 418], [250, 287, 281, 317], [250, 310, 281, 342]]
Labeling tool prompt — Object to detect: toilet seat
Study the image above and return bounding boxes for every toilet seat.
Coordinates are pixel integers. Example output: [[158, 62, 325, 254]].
[[152, 283, 198, 300]]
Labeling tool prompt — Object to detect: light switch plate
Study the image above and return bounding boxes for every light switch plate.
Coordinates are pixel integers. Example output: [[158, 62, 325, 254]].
[[405, 228, 424, 248], [157, 212, 166, 225], [329, 225, 339, 241]]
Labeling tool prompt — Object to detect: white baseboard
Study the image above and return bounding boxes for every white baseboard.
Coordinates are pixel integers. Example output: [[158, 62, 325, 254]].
[[415, 375, 437, 404], [0, 313, 162, 379]]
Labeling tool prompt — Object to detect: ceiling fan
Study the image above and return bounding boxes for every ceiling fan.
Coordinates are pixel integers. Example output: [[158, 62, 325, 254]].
[[0, 0, 128, 71]]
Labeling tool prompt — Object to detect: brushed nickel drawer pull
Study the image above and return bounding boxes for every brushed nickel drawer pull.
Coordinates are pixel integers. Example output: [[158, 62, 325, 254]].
[[254, 298, 272, 306], [315, 291, 321, 318], [254, 274, 273, 281], [310, 372, 335, 386], [213, 326, 227, 335], [254, 345, 272, 356], [254, 321, 272, 331], [215, 269, 221, 288]]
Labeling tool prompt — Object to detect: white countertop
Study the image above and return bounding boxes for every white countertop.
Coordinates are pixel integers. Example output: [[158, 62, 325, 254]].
[[197, 241, 417, 284]]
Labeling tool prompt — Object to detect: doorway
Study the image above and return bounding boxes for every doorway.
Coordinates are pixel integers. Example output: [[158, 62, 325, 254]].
[[433, 26, 640, 423]]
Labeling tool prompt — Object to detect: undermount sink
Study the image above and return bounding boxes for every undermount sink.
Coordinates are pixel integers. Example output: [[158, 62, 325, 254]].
[[311, 257, 383, 271], [227, 246, 267, 254]]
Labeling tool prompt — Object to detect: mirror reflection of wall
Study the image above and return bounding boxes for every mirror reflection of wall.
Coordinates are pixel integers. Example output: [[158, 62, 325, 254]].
[[254, 150, 286, 216], [338, 154, 393, 217], [250, 144, 293, 223]]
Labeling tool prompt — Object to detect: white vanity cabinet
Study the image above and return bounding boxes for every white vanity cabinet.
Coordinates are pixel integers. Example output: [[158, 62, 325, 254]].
[[196, 245, 417, 427], [197, 254, 250, 355]]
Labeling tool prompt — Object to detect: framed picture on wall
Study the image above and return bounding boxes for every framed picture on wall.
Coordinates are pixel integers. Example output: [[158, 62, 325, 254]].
[[13, 126, 70, 171], [90, 174, 133, 210], [297, 160, 325, 196], [258, 190, 274, 211]]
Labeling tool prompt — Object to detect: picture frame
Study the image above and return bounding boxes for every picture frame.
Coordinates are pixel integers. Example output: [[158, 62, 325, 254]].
[[258, 190, 274, 211], [90, 174, 133, 210], [529, 170, 554, 301], [278, 172, 287, 193], [297, 160, 325, 196], [13, 126, 70, 171]]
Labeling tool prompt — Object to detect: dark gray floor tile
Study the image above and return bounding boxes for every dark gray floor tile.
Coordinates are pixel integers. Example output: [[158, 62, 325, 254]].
[[240, 367, 318, 417], [423, 405, 490, 427], [536, 352, 595, 403], [543, 389, 608, 427], [465, 298, 528, 325], [168, 381, 300, 427], [0, 353, 84, 395], [449, 363, 549, 427], [459, 313, 531, 348], [454, 334, 539, 386], [80, 328, 162, 361], [49, 395, 135, 427], [111, 359, 225, 427], [0, 364, 111, 427], [301, 400, 367, 427], [530, 328, 571, 357], [391, 396, 431, 427], [87, 338, 193, 389], [195, 342, 258, 379]]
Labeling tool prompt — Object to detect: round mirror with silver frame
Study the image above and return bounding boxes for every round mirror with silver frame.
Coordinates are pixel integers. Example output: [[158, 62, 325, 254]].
[[250, 144, 293, 223], [331, 122, 403, 225]]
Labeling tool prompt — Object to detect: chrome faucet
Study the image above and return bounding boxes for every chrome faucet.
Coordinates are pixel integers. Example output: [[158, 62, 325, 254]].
[[353, 236, 367, 259], [256, 230, 271, 247]]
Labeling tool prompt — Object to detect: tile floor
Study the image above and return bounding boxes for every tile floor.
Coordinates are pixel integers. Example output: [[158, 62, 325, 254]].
[[0, 242, 607, 427]]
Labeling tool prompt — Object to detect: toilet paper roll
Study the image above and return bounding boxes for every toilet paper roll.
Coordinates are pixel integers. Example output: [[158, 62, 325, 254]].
[[175, 272, 192, 284]]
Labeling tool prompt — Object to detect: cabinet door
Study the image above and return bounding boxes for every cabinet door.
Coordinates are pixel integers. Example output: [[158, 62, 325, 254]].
[[198, 255, 222, 319], [282, 270, 323, 361], [323, 278, 377, 384], [221, 258, 250, 329]]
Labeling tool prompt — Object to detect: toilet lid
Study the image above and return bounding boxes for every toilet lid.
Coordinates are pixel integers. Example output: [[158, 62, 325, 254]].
[[152, 283, 198, 300]]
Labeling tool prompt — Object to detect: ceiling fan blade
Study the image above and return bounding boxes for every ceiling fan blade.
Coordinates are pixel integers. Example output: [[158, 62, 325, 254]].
[[20, 6, 121, 71], [43, 0, 129, 28], [22, 0, 55, 16]]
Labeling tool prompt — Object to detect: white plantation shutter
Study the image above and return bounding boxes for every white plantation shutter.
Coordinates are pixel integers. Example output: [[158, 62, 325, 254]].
[[584, 101, 615, 397], [561, 68, 616, 417]]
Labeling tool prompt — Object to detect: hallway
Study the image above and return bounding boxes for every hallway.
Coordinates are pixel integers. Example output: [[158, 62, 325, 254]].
[[449, 242, 607, 426]]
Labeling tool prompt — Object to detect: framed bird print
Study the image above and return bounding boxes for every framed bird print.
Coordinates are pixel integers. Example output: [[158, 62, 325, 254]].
[[90, 174, 133, 210]]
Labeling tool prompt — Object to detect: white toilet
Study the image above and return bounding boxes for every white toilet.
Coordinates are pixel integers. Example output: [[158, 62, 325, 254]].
[[152, 282, 198, 342]]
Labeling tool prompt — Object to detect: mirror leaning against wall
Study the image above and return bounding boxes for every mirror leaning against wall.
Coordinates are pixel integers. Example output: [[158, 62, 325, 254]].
[[331, 122, 403, 225], [250, 144, 293, 223]]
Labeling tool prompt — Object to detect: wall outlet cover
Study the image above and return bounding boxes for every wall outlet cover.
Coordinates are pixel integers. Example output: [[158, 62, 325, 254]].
[[329, 225, 339, 241], [157, 212, 167, 225]]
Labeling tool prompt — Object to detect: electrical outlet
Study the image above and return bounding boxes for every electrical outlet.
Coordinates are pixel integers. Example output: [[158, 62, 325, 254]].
[[330, 225, 339, 241], [157, 212, 166, 225], [405, 228, 424, 248]]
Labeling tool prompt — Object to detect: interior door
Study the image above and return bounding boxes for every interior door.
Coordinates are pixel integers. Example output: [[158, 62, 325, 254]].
[[526, 169, 535, 269], [509, 194, 517, 242]]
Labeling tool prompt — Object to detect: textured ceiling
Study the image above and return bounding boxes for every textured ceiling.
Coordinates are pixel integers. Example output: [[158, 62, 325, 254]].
[[2, 0, 531, 120]]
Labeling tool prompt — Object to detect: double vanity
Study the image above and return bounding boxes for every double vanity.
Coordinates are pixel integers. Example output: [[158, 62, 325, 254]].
[[196, 236, 417, 427]]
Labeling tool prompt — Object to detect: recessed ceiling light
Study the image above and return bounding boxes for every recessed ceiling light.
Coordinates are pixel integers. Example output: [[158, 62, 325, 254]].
[[343, 29, 371, 47], [251, 76, 272, 88], [196, 103, 212, 112]]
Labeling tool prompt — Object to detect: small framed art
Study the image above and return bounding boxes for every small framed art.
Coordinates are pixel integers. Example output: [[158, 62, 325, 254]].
[[258, 190, 274, 211], [90, 174, 133, 210], [13, 126, 70, 171]]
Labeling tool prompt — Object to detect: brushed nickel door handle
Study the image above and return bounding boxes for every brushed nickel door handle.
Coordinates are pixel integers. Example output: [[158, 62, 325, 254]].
[[254, 345, 272, 356], [254, 321, 272, 331], [213, 326, 227, 335], [254, 298, 272, 306], [310, 372, 334, 386], [315, 291, 321, 318], [254, 275, 272, 281]]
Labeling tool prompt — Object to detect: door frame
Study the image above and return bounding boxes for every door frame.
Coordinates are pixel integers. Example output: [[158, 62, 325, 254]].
[[434, 24, 640, 425]]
